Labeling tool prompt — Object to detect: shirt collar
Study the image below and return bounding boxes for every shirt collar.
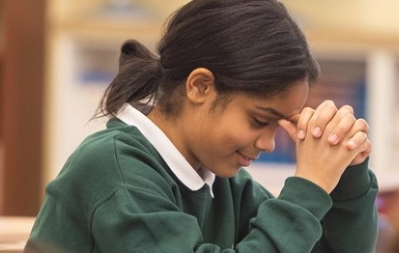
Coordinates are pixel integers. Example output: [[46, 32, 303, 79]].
[[117, 103, 215, 197]]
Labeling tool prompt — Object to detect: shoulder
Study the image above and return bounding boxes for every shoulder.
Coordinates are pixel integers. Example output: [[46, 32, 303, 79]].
[[51, 118, 170, 194], [71, 118, 160, 169], [78, 118, 155, 157], [45, 118, 176, 210]]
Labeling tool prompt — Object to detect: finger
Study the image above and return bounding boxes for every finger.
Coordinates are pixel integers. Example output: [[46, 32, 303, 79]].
[[344, 118, 369, 149], [353, 118, 369, 134], [286, 113, 300, 126], [361, 139, 372, 158], [349, 139, 372, 166], [326, 105, 355, 144], [337, 104, 354, 115], [311, 100, 338, 138], [361, 139, 372, 157], [278, 119, 297, 142], [296, 107, 314, 140], [346, 131, 368, 150], [327, 113, 356, 145]]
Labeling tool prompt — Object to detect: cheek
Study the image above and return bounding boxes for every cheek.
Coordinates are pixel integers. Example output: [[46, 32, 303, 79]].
[[213, 123, 257, 150], [197, 109, 255, 152]]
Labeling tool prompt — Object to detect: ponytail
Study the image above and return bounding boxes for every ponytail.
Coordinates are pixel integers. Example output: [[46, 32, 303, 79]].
[[95, 40, 163, 118]]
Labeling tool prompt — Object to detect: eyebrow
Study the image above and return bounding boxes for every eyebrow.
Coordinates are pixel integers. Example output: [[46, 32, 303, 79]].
[[255, 106, 299, 122]]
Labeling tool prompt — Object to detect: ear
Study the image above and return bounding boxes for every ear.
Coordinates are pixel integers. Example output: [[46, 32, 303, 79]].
[[185, 68, 216, 104]]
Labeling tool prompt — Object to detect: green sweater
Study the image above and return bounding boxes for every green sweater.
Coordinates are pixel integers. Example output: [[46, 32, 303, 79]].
[[25, 118, 378, 253]]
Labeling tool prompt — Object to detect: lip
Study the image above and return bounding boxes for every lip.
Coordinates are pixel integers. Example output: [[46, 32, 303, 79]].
[[236, 152, 258, 167]]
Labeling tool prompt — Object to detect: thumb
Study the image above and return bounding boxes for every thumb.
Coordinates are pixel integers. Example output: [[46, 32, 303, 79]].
[[278, 119, 297, 142]]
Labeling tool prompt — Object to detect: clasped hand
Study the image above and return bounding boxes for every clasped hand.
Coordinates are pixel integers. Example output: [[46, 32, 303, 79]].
[[279, 100, 372, 193]]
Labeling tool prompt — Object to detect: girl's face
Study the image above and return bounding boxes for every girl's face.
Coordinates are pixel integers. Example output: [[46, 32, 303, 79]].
[[184, 80, 309, 178]]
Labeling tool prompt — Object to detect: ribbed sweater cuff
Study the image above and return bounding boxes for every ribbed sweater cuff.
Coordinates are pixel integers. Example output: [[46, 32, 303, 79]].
[[330, 157, 371, 201]]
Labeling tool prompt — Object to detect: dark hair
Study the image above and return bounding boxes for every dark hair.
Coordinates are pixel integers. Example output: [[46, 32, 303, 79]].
[[96, 0, 320, 118]]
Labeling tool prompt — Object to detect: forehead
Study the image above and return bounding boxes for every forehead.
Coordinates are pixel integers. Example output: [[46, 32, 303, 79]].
[[238, 80, 309, 115]]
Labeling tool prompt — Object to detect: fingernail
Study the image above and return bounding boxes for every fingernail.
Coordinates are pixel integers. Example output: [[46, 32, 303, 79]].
[[328, 134, 337, 144], [298, 130, 305, 139], [312, 127, 321, 137]]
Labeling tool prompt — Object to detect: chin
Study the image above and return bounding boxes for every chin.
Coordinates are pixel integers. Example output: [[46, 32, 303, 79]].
[[215, 166, 242, 178]]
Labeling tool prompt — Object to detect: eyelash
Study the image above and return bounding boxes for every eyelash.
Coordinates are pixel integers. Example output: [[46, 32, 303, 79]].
[[253, 117, 270, 127]]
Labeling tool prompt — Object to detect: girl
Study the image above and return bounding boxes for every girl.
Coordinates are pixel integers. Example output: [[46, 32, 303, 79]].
[[25, 0, 378, 252]]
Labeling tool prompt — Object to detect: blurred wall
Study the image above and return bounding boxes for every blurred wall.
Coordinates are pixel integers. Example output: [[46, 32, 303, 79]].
[[0, 0, 46, 216]]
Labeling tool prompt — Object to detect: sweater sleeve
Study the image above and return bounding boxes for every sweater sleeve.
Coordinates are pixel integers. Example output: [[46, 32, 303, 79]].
[[239, 176, 333, 252], [311, 158, 379, 253], [226, 159, 378, 253]]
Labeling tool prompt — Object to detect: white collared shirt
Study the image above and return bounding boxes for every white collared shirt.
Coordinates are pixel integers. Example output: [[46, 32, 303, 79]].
[[117, 103, 215, 197]]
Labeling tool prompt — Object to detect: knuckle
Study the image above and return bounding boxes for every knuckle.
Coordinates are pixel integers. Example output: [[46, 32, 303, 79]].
[[357, 118, 369, 131], [340, 105, 354, 113], [342, 112, 356, 122], [298, 107, 314, 126], [323, 100, 336, 107], [325, 100, 337, 110], [356, 132, 368, 147], [301, 107, 314, 114]]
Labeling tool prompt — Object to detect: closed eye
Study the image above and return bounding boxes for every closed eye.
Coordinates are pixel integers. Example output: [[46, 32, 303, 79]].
[[253, 117, 270, 127]]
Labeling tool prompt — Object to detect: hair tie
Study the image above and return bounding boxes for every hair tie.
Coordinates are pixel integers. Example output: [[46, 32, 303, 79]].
[[156, 59, 164, 75]]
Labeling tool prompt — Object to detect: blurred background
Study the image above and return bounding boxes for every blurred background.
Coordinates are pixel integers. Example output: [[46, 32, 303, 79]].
[[0, 0, 398, 249]]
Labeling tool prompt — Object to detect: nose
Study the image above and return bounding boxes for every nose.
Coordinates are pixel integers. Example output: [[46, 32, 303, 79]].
[[254, 132, 275, 153]]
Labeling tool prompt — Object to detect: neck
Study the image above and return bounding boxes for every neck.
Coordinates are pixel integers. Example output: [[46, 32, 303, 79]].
[[147, 106, 201, 171]]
